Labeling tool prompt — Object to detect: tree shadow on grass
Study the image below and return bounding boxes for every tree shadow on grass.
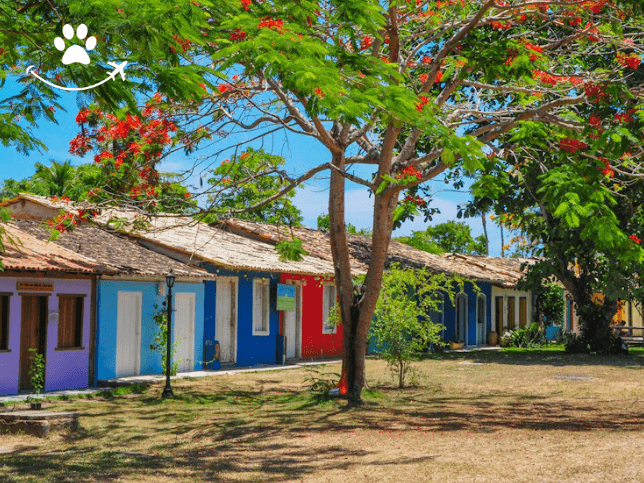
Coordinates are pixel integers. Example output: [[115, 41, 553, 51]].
[[0, 441, 434, 483], [431, 349, 644, 367]]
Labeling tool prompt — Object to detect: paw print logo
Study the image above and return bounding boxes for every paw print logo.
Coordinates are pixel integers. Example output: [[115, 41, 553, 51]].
[[54, 24, 96, 65]]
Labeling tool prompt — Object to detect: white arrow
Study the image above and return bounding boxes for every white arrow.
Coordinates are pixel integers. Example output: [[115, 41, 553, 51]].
[[26, 61, 128, 92]]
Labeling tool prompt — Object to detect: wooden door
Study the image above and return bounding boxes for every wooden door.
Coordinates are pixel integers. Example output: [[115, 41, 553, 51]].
[[283, 285, 302, 359], [116, 292, 142, 377], [174, 293, 195, 372], [215, 279, 237, 363], [495, 297, 504, 334], [19, 295, 47, 391]]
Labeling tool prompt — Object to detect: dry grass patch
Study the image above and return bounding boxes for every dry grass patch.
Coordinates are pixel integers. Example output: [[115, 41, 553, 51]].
[[2, 348, 644, 482]]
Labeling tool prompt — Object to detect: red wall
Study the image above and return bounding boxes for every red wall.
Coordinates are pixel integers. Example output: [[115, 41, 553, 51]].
[[280, 274, 343, 358]]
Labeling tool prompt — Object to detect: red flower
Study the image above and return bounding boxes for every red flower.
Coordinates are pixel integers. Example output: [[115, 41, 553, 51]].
[[184, 192, 192, 199], [361, 35, 373, 50], [258, 17, 284, 32], [399, 166, 422, 181], [240, 0, 251, 10], [630, 234, 641, 244], [616, 51, 641, 70], [230, 29, 247, 41], [559, 138, 588, 153], [240, 152, 250, 160], [416, 95, 429, 112]]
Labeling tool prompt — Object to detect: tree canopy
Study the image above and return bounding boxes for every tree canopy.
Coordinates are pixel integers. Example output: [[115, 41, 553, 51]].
[[397, 220, 487, 255]]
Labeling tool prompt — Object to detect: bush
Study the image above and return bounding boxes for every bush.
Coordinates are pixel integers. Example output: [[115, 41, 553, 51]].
[[560, 332, 588, 353], [367, 264, 465, 388], [559, 331, 628, 354], [508, 322, 545, 348]]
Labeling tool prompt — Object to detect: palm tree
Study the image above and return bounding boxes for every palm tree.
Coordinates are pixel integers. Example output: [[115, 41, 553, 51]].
[[34, 160, 77, 197]]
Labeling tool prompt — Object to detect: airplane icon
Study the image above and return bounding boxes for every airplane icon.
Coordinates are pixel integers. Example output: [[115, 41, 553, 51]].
[[107, 61, 128, 81]]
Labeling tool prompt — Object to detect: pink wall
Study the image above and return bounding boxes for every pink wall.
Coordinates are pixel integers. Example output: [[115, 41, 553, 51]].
[[280, 274, 343, 359]]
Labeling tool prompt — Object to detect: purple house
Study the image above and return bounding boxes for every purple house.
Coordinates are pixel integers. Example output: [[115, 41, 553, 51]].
[[0, 224, 113, 395]]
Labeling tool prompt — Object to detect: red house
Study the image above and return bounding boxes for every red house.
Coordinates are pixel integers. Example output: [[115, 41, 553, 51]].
[[280, 273, 343, 359]]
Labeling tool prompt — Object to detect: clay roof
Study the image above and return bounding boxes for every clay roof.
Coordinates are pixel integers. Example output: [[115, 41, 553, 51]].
[[11, 219, 212, 279], [221, 218, 533, 287], [1, 223, 113, 274], [0, 193, 84, 217], [92, 209, 340, 277]]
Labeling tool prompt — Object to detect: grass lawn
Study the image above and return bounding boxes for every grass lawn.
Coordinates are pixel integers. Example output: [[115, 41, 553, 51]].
[[2, 347, 644, 482]]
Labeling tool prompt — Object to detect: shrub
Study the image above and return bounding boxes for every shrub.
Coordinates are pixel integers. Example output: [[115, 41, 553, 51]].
[[367, 264, 466, 388], [508, 322, 545, 348], [560, 331, 628, 354]]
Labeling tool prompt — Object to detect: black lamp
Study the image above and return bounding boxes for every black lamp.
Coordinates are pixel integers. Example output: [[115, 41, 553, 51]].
[[162, 269, 176, 398]]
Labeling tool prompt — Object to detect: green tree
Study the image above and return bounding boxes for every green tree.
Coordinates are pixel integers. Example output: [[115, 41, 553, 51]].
[[317, 214, 371, 235], [153, 0, 643, 401], [204, 149, 303, 226], [33, 160, 77, 196], [2, 0, 213, 154], [367, 264, 464, 388], [397, 221, 487, 255], [536, 282, 565, 327], [472, 132, 644, 353], [10, 0, 643, 402]]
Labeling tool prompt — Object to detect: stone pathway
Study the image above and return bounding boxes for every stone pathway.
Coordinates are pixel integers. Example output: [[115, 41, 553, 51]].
[[0, 388, 111, 404], [0, 359, 343, 403], [100, 359, 342, 386]]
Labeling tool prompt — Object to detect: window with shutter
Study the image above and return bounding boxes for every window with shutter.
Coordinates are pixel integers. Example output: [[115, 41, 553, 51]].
[[57, 294, 84, 349], [322, 284, 337, 334], [252, 280, 270, 335]]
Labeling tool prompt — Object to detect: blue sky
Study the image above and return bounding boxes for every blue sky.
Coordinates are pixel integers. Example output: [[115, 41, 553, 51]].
[[0, 77, 508, 256]]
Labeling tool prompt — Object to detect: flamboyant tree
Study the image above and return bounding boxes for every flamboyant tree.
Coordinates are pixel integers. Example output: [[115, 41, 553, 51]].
[[56, 0, 644, 402], [9, 1, 644, 401], [201, 0, 644, 402]]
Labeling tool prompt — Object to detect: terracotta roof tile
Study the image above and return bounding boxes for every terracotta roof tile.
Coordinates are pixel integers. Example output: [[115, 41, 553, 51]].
[[12, 220, 212, 279], [221, 218, 532, 287], [1, 223, 113, 274]]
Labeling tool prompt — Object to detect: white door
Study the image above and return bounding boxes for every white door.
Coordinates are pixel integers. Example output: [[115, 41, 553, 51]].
[[283, 285, 302, 359], [116, 292, 142, 377], [476, 295, 486, 345], [215, 278, 237, 363], [174, 293, 196, 372], [456, 294, 467, 345]]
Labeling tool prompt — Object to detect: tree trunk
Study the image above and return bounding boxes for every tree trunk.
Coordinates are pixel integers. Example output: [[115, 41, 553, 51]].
[[328, 161, 399, 404], [500, 223, 505, 258], [481, 213, 489, 256], [328, 151, 360, 402]]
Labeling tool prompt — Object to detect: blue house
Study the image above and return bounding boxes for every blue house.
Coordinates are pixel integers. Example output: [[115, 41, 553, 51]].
[[101, 213, 338, 368], [8, 215, 212, 383], [440, 254, 535, 346]]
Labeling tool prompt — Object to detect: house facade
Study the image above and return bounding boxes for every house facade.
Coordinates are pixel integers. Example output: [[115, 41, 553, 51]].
[[87, 210, 341, 367], [5, 212, 213, 384], [0, 224, 112, 395]]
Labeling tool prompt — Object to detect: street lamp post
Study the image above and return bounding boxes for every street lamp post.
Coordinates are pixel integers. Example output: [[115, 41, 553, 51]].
[[162, 269, 176, 398]]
